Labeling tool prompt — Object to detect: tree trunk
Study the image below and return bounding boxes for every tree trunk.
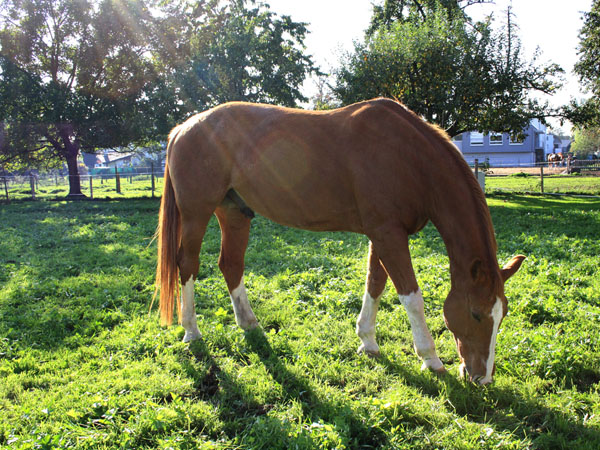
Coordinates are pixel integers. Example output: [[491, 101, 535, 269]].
[[65, 150, 84, 197], [59, 126, 85, 199]]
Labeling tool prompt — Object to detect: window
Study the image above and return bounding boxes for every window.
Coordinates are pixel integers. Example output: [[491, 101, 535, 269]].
[[470, 132, 483, 145], [489, 132, 503, 145], [510, 132, 525, 145]]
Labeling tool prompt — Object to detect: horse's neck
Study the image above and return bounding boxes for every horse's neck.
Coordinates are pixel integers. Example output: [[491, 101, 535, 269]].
[[428, 179, 498, 285]]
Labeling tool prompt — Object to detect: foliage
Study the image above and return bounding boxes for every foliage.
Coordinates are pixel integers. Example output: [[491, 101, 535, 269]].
[[175, 0, 318, 110], [0, 195, 599, 448], [367, 0, 492, 34], [567, 0, 600, 127], [334, 4, 563, 137], [571, 126, 600, 158], [0, 0, 317, 195], [0, 0, 180, 194]]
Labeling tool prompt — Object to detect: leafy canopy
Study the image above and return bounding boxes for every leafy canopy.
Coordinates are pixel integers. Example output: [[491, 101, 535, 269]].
[[367, 0, 492, 33], [571, 126, 600, 158], [334, 1, 563, 137], [0, 0, 317, 192], [568, 0, 600, 127]]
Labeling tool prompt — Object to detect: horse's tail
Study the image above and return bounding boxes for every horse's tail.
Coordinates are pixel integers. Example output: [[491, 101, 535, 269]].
[[153, 139, 181, 326]]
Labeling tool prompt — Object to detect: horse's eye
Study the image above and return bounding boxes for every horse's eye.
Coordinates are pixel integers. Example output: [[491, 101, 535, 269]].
[[471, 311, 482, 322]]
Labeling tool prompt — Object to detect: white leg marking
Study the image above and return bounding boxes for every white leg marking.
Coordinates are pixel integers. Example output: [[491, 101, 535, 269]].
[[480, 297, 502, 384], [181, 275, 201, 342], [356, 292, 381, 355], [230, 277, 259, 330], [400, 290, 444, 372]]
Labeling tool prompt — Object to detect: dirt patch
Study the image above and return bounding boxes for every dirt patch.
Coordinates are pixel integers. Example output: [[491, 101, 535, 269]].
[[487, 167, 566, 176]]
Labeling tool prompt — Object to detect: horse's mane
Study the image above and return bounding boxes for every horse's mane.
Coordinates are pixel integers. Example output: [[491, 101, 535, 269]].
[[378, 98, 500, 280]]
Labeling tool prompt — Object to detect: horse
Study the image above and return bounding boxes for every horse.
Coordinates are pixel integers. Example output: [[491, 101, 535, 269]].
[[548, 152, 563, 168], [155, 98, 525, 385]]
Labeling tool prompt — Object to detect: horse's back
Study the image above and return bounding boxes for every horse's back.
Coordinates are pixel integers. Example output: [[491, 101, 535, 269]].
[[167, 99, 451, 234]]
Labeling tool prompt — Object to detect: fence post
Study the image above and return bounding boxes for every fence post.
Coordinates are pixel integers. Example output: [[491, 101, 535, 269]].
[[151, 162, 155, 198], [474, 158, 479, 177], [89, 175, 94, 199], [115, 166, 121, 194], [30, 174, 36, 200], [540, 165, 544, 193], [2, 175, 8, 202]]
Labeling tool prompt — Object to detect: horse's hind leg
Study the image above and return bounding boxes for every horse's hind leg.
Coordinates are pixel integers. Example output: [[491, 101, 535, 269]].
[[215, 204, 259, 330], [178, 214, 211, 342], [356, 242, 388, 356]]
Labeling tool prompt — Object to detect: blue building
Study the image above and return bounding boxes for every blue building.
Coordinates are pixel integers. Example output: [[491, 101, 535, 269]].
[[453, 119, 557, 166]]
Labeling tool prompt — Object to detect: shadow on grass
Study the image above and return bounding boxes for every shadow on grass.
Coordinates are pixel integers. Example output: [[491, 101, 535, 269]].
[[0, 200, 161, 351], [375, 354, 600, 448], [176, 330, 386, 449]]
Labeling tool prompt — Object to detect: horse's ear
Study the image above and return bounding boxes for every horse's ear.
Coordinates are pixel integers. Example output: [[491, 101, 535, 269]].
[[501, 255, 526, 282]]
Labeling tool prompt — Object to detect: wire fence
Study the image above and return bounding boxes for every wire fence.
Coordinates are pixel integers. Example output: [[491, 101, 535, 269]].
[[1, 166, 165, 201], [1, 160, 599, 202], [472, 158, 600, 196]]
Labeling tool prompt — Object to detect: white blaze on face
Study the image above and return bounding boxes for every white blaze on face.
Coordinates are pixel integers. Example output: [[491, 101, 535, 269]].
[[481, 297, 503, 384]]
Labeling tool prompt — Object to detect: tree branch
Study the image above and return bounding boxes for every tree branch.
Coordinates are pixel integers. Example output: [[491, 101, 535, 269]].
[[411, 0, 427, 19]]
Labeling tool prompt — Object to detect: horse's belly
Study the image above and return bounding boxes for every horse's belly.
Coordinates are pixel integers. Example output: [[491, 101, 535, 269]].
[[233, 173, 362, 232]]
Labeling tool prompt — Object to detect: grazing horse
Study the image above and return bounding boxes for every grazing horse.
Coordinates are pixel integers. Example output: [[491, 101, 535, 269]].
[[155, 98, 525, 385]]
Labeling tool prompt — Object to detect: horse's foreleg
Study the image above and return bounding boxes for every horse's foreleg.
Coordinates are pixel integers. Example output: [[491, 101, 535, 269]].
[[369, 228, 445, 373], [399, 289, 445, 373], [356, 242, 388, 356], [178, 218, 208, 343], [216, 206, 259, 330]]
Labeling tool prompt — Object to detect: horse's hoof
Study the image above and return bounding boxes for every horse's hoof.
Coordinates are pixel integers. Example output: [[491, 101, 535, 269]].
[[357, 344, 380, 358], [182, 329, 202, 343], [240, 320, 260, 331], [432, 366, 448, 376], [420, 356, 445, 373]]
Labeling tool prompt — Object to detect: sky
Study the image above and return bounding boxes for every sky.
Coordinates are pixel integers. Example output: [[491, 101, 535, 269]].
[[266, 0, 593, 130]]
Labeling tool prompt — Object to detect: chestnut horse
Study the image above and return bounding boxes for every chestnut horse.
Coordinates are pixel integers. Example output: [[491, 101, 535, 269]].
[[155, 98, 525, 385]]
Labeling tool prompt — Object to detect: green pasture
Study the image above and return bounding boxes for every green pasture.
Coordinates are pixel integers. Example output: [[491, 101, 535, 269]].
[[486, 173, 600, 195], [3, 171, 599, 201], [0, 195, 599, 449], [2, 174, 165, 201]]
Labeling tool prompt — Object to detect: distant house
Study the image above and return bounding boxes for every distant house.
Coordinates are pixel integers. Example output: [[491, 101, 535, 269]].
[[95, 151, 136, 169], [82, 145, 166, 172], [453, 120, 564, 166]]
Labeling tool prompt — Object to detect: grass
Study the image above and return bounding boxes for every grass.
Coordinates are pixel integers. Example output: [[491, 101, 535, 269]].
[[3, 174, 165, 201], [486, 173, 600, 195], [0, 195, 599, 449], [3, 172, 599, 201]]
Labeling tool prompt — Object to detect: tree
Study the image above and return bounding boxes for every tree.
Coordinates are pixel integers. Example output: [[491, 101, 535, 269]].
[[0, 0, 181, 196], [334, 3, 563, 137], [367, 0, 492, 34], [0, 0, 317, 196], [571, 127, 600, 158], [568, 0, 600, 126], [174, 0, 318, 112]]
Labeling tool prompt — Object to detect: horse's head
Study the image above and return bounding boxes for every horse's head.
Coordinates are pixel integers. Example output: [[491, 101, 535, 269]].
[[443, 255, 525, 385]]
